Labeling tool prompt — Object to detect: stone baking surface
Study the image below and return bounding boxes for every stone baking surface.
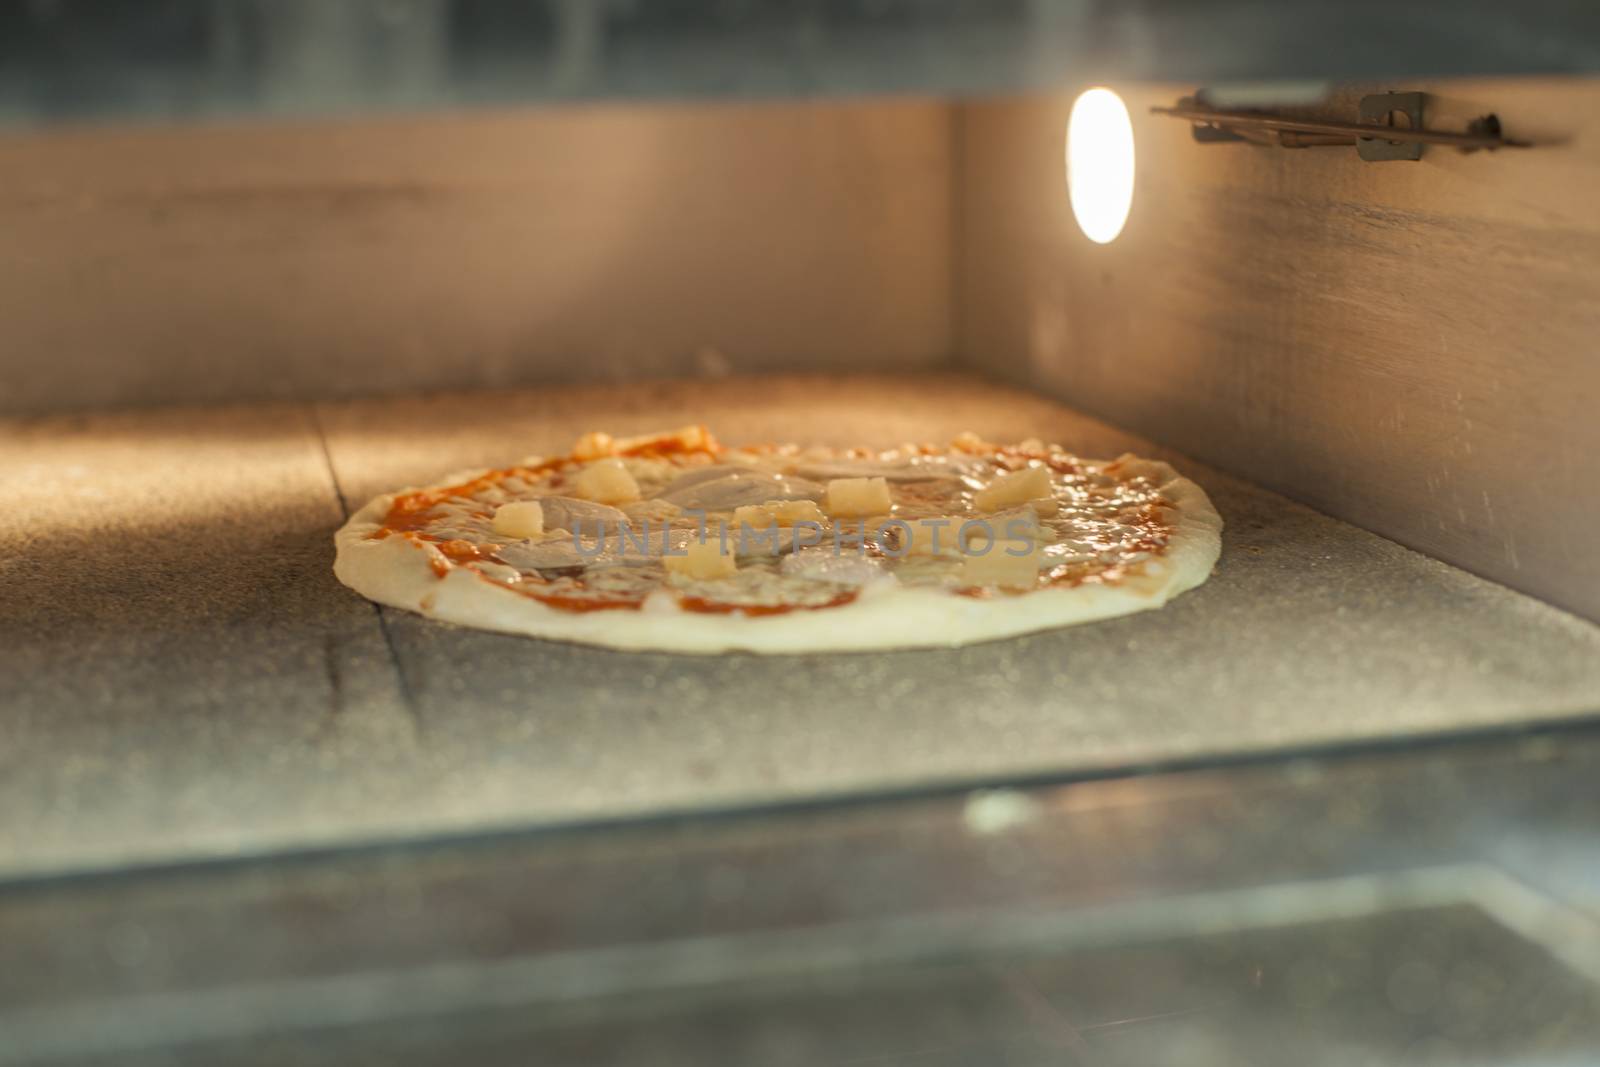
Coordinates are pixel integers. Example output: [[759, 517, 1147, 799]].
[[4, 375, 1599, 879]]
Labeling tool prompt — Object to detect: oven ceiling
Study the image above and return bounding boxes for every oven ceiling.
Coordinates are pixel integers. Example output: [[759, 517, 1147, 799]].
[[4, 0, 1600, 128]]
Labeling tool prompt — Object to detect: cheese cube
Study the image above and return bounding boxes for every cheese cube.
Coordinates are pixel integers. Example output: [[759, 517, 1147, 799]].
[[772, 500, 827, 526], [974, 465, 1052, 512], [951, 431, 990, 453], [579, 424, 717, 460], [614, 424, 715, 455], [824, 477, 892, 518], [734, 500, 828, 529], [901, 517, 962, 556], [732, 504, 774, 529], [572, 457, 641, 504], [959, 539, 1043, 589], [571, 431, 615, 460], [665, 537, 738, 580], [491, 500, 545, 539]]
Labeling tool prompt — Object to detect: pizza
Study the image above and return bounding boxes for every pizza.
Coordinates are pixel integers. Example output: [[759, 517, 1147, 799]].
[[333, 426, 1222, 653]]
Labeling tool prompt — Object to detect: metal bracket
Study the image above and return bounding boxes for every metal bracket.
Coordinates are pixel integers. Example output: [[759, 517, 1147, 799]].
[[1180, 95, 1248, 144], [1152, 91, 1526, 162], [1357, 92, 1425, 161]]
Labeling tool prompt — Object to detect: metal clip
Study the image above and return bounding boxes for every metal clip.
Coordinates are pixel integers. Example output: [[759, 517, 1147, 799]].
[[1357, 92, 1424, 162]]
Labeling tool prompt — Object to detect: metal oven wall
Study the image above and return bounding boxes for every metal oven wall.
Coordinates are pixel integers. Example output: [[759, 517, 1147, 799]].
[[957, 78, 1600, 621], [0, 98, 955, 412]]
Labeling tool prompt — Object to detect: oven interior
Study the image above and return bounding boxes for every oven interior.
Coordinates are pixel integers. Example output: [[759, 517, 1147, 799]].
[[2, 5, 1599, 1064]]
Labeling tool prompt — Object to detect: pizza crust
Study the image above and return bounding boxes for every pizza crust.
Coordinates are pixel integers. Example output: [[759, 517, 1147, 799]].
[[333, 456, 1222, 655]]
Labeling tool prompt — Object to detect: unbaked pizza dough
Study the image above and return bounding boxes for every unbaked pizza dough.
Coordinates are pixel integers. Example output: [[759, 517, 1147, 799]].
[[333, 426, 1222, 653]]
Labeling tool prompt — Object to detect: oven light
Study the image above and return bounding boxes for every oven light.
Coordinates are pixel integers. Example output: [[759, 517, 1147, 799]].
[[1066, 87, 1136, 244]]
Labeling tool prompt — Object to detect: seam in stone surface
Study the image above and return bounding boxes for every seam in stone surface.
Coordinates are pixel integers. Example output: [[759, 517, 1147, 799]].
[[309, 402, 424, 739]]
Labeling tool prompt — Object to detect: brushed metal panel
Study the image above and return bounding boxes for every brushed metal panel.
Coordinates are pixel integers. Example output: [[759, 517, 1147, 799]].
[[958, 78, 1600, 621], [0, 99, 953, 413]]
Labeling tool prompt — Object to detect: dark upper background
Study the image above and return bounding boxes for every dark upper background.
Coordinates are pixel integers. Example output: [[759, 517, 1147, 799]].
[[3, 0, 1600, 127]]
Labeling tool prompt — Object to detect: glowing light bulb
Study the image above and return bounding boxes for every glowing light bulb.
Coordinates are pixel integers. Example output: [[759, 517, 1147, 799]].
[[1066, 88, 1135, 244]]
